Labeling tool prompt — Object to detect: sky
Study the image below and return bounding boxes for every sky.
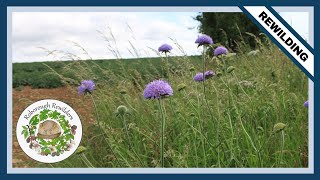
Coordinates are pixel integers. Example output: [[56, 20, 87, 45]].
[[12, 12, 200, 62], [11, 11, 310, 63], [279, 12, 309, 42]]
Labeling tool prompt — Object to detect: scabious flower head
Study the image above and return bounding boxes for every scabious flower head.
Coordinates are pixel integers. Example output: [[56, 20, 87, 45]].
[[304, 101, 309, 108], [204, 70, 215, 78], [116, 105, 128, 116], [78, 80, 95, 94], [143, 80, 173, 99], [195, 34, 213, 47], [158, 44, 173, 53], [193, 73, 205, 82], [214, 46, 228, 56]]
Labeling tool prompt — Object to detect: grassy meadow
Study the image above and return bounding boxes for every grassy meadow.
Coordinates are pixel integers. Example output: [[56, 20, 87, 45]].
[[13, 44, 308, 168]]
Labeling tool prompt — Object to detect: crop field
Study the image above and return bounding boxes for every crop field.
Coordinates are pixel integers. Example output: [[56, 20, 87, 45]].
[[12, 44, 308, 168]]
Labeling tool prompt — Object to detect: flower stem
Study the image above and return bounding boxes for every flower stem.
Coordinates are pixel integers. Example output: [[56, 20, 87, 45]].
[[81, 154, 94, 168], [158, 99, 166, 168], [165, 53, 170, 83], [280, 130, 285, 166], [89, 93, 119, 166], [121, 115, 144, 166], [202, 46, 206, 97]]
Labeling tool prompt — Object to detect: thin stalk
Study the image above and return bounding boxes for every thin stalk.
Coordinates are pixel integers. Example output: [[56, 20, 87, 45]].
[[89, 93, 119, 165], [220, 56, 227, 73], [231, 71, 252, 102], [280, 131, 285, 166], [230, 91, 260, 166], [81, 154, 94, 168], [201, 46, 208, 167], [123, 95, 138, 113], [202, 46, 206, 97], [165, 53, 170, 82], [158, 99, 166, 168], [121, 115, 144, 166]]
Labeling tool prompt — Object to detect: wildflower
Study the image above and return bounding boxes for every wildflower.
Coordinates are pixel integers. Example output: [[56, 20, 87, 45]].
[[116, 105, 129, 116], [193, 73, 204, 82], [273, 123, 287, 133], [78, 80, 95, 94], [195, 34, 213, 47], [214, 46, 228, 56], [204, 70, 215, 78], [227, 66, 235, 73], [304, 101, 309, 108], [143, 80, 173, 99], [177, 83, 187, 91], [158, 44, 173, 53]]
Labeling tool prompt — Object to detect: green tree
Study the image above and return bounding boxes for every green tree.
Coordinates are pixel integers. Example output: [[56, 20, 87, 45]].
[[195, 12, 261, 51]]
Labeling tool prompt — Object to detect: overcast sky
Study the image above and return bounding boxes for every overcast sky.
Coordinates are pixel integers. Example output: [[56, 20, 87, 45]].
[[12, 11, 309, 63]]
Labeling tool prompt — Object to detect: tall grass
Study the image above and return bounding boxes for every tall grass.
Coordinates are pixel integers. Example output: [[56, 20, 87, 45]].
[[13, 24, 308, 168], [19, 40, 308, 168]]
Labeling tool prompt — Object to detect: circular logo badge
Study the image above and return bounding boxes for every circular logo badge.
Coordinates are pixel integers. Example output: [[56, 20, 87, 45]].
[[16, 99, 82, 163]]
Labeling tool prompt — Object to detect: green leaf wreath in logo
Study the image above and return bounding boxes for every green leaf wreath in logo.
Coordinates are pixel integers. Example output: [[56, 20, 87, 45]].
[[21, 109, 77, 157]]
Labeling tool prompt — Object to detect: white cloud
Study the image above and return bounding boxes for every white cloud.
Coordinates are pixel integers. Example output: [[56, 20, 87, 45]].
[[279, 12, 309, 42], [12, 12, 201, 62]]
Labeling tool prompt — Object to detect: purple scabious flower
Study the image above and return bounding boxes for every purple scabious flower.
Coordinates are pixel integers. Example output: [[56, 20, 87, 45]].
[[214, 46, 228, 56], [78, 80, 95, 94], [194, 73, 205, 82], [204, 70, 215, 78], [304, 100, 309, 108], [143, 80, 173, 99], [195, 34, 213, 47], [158, 44, 172, 53]]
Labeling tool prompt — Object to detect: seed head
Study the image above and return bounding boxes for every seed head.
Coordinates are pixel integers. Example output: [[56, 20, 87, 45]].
[[227, 66, 235, 73], [273, 123, 287, 133], [177, 83, 187, 91], [116, 105, 129, 116], [76, 146, 87, 155]]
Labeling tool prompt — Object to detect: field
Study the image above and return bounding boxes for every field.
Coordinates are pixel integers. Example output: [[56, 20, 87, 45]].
[[12, 45, 308, 168]]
